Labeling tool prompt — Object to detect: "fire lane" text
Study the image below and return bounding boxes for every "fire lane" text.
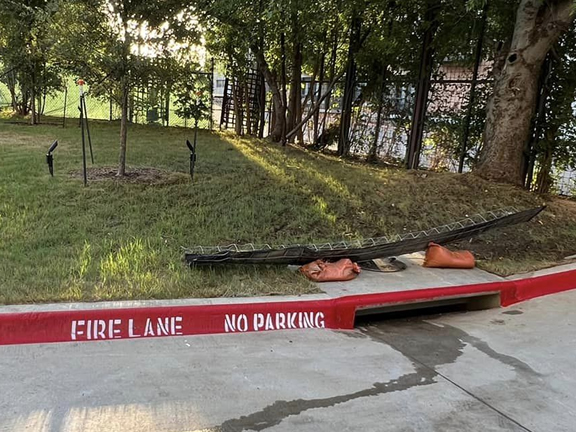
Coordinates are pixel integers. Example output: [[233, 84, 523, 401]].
[[71, 316, 183, 341]]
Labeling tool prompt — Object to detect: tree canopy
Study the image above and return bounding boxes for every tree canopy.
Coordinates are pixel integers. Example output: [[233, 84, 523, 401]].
[[0, 0, 575, 190]]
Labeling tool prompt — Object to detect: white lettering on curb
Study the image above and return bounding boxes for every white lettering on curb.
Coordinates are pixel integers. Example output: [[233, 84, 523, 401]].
[[225, 312, 325, 333], [70, 316, 183, 341]]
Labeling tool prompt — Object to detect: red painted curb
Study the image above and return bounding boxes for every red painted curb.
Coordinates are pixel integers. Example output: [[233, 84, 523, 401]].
[[1, 269, 575, 346]]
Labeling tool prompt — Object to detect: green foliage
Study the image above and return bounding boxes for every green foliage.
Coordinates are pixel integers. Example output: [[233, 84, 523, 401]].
[[0, 0, 63, 115], [174, 74, 211, 123], [528, 23, 576, 193], [538, 25, 576, 170]]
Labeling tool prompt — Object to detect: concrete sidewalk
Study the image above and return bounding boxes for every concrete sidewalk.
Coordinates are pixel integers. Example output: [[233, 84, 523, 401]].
[[318, 252, 503, 297]]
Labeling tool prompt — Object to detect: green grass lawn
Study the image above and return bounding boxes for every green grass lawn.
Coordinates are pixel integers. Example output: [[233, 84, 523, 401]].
[[1, 118, 575, 305]]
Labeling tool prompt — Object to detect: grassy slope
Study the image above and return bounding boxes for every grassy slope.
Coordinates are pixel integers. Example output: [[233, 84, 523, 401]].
[[0, 119, 574, 304]]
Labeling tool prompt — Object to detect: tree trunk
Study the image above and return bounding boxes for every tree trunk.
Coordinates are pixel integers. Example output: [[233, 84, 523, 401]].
[[287, 8, 303, 143], [280, 32, 288, 145], [524, 54, 552, 187], [232, 79, 243, 135], [271, 93, 286, 141], [338, 11, 362, 156], [39, 92, 46, 117], [299, 59, 319, 144], [314, 52, 326, 144], [287, 42, 303, 142], [367, 67, 387, 163], [476, 0, 574, 185], [534, 144, 554, 194], [244, 79, 252, 135], [263, 82, 285, 142], [319, 29, 339, 136], [285, 71, 344, 141], [165, 90, 170, 126], [270, 83, 277, 132], [7, 73, 18, 112], [117, 76, 129, 176], [29, 91, 37, 125], [251, 44, 286, 142], [29, 67, 37, 125]]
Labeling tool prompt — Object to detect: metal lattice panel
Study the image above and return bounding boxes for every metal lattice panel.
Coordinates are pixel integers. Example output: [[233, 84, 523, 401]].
[[183, 206, 544, 266]]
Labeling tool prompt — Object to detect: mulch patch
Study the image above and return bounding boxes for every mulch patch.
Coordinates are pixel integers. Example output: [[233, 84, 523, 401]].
[[69, 166, 188, 185]]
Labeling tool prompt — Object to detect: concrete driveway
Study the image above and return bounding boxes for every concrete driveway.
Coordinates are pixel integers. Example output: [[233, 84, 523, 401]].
[[1, 290, 575, 431]]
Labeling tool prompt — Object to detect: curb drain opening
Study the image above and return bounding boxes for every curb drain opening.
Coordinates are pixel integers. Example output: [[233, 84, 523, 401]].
[[354, 292, 500, 325]]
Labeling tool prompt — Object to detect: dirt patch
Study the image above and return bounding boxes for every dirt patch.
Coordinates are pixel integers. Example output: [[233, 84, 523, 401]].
[[451, 197, 576, 275], [69, 166, 188, 185]]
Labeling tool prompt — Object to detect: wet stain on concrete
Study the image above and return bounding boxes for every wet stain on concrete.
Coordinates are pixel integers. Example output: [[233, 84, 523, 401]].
[[438, 323, 540, 376], [208, 324, 464, 431], [491, 319, 506, 325], [206, 319, 540, 431], [333, 330, 369, 339], [211, 367, 435, 432], [365, 319, 541, 377], [503, 310, 524, 315]]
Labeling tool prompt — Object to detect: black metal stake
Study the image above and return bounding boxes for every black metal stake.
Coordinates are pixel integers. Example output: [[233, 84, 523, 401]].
[[193, 118, 199, 149], [82, 96, 94, 164], [187, 133, 197, 181], [46, 140, 58, 176], [79, 103, 87, 186]]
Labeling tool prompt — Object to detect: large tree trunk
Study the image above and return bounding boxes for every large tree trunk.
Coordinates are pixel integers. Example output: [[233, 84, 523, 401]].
[[476, 0, 574, 185], [271, 94, 285, 138]]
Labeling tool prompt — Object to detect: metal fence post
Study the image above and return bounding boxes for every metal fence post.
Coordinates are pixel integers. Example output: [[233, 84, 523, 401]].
[[258, 72, 266, 138], [524, 55, 552, 189], [62, 85, 68, 128], [405, 0, 438, 170], [209, 58, 215, 130], [458, 2, 488, 173], [109, 89, 113, 121]]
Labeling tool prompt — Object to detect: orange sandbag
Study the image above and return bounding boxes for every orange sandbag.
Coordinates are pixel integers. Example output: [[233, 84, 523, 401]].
[[424, 242, 475, 269], [299, 259, 361, 282]]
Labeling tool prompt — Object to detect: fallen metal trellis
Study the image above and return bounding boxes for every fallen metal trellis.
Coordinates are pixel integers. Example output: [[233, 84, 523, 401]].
[[183, 206, 545, 266]]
